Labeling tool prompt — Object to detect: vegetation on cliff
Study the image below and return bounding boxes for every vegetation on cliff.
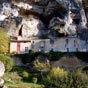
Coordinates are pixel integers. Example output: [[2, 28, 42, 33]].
[[0, 28, 9, 53]]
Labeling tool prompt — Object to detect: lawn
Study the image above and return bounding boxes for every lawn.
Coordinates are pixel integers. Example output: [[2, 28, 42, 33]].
[[5, 81, 44, 88]]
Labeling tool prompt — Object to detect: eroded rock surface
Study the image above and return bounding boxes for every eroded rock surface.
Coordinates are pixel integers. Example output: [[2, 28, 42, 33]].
[[18, 16, 46, 37], [0, 0, 88, 37], [0, 61, 5, 85], [0, 61, 5, 77]]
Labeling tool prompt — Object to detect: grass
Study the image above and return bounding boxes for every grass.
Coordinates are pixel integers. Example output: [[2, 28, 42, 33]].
[[3, 66, 45, 88], [5, 81, 44, 88]]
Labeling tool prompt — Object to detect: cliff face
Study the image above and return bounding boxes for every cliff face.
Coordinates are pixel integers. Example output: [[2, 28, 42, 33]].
[[0, 0, 88, 38]]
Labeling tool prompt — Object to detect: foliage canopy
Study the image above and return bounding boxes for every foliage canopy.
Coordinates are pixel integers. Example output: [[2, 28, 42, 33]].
[[0, 28, 9, 53], [0, 54, 13, 72]]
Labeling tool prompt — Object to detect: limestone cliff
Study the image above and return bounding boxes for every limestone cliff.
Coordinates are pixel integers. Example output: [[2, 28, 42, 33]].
[[0, 0, 88, 38]]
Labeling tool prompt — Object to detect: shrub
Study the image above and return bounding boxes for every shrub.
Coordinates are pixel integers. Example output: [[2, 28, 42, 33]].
[[43, 69, 88, 88], [19, 53, 36, 64], [83, 0, 88, 10], [0, 54, 13, 72], [11, 66, 30, 77], [50, 67, 67, 77], [46, 51, 64, 61], [3, 72, 22, 83], [10, 72, 22, 83], [11, 51, 17, 55], [33, 59, 50, 71], [32, 77, 38, 84], [20, 50, 64, 64], [43, 67, 68, 88], [21, 71, 29, 79], [68, 70, 88, 88], [0, 28, 9, 53]]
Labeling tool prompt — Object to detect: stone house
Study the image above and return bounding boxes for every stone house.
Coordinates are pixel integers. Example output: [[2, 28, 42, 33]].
[[10, 36, 31, 54], [10, 36, 87, 54]]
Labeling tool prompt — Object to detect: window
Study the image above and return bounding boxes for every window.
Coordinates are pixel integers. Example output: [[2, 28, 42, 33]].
[[65, 39, 69, 47], [66, 39, 68, 44], [51, 48, 54, 51], [67, 48, 69, 52], [76, 48, 78, 52], [31, 41, 34, 49], [40, 41, 45, 51], [40, 41, 45, 48], [25, 47, 29, 52], [50, 39, 54, 44]]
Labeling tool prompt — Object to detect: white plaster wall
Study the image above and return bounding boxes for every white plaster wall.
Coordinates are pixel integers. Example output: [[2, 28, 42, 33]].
[[32, 38, 87, 52], [53, 38, 86, 52], [20, 42, 31, 53], [32, 39, 51, 52], [10, 42, 17, 53], [10, 42, 31, 53], [10, 38, 87, 53], [44, 39, 51, 51]]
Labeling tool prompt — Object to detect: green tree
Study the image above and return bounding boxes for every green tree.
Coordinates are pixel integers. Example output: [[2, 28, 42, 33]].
[[83, 0, 88, 9], [33, 58, 50, 80], [33, 59, 50, 71], [3, 72, 22, 83], [46, 51, 63, 61], [0, 54, 13, 72], [44, 69, 88, 88], [0, 28, 9, 53], [69, 70, 88, 88], [32, 77, 38, 88], [44, 67, 68, 88], [32, 77, 38, 84], [21, 71, 29, 79]]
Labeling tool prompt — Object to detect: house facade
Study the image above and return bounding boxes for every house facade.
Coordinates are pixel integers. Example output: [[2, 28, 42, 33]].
[[10, 36, 31, 54], [10, 36, 87, 54]]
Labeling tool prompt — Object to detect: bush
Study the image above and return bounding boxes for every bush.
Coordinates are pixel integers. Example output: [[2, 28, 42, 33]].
[[33, 59, 50, 71], [21, 71, 29, 79], [43, 69, 88, 88], [11, 66, 30, 77], [0, 28, 9, 53], [20, 51, 64, 64], [43, 67, 68, 88], [68, 70, 88, 88], [3, 72, 22, 83], [10, 72, 22, 83], [11, 51, 17, 55], [0, 54, 13, 72], [83, 0, 88, 10], [32, 77, 38, 84], [18, 53, 35, 64], [46, 51, 64, 61]]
